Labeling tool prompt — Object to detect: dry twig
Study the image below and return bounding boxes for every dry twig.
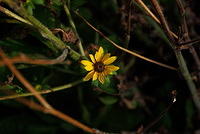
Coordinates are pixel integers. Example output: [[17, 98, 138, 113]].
[[175, 0, 200, 81], [0, 49, 96, 133], [0, 53, 67, 66], [149, 0, 200, 112], [0, 50, 52, 109], [74, 11, 177, 71]]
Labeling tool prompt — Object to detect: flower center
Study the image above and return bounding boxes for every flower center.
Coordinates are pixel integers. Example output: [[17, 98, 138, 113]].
[[94, 62, 105, 72]]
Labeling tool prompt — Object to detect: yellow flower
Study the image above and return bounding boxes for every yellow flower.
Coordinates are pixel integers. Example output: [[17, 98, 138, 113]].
[[81, 47, 119, 84]]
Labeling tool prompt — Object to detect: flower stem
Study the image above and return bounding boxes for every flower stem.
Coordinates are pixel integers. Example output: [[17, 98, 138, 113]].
[[175, 51, 200, 110]]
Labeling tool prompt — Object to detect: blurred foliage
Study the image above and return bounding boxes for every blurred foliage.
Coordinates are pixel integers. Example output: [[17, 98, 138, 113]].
[[0, 0, 200, 134]]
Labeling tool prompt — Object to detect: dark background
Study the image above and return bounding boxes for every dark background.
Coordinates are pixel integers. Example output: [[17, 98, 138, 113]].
[[0, 0, 200, 133]]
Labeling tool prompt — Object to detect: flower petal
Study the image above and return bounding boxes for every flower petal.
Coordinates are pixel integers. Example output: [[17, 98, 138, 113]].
[[95, 47, 104, 62], [84, 65, 94, 71], [103, 56, 117, 65], [89, 54, 96, 63], [92, 72, 98, 80], [102, 53, 111, 62], [81, 60, 93, 66], [83, 71, 94, 81], [104, 65, 119, 74], [98, 73, 105, 84]]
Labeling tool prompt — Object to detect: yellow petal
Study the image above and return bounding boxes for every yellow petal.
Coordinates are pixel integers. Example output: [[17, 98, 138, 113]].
[[103, 56, 117, 65], [89, 54, 96, 63], [84, 65, 94, 71], [83, 71, 94, 81], [98, 46, 104, 54], [81, 60, 93, 66], [104, 65, 119, 74], [102, 53, 111, 62], [92, 72, 98, 80], [98, 73, 105, 84], [95, 47, 104, 62]]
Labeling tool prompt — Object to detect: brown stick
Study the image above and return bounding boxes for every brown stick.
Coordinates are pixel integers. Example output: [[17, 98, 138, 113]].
[[176, 0, 200, 81], [0, 54, 67, 66], [0, 50, 52, 109], [0, 49, 97, 133], [149, 0, 200, 112], [134, 0, 178, 39], [149, 0, 176, 46], [75, 11, 177, 71]]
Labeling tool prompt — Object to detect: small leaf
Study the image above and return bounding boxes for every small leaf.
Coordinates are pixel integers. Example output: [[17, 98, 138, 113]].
[[25, 2, 35, 15], [92, 80, 99, 87]]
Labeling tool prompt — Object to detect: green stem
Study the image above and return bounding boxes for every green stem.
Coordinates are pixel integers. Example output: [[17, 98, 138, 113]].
[[0, 5, 32, 25], [3, 0, 81, 60], [149, 0, 200, 112], [0, 80, 83, 101], [175, 51, 200, 110], [64, 3, 85, 56]]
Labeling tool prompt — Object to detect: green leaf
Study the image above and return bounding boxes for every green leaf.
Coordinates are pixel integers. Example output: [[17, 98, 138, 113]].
[[91, 80, 99, 87], [0, 85, 15, 90], [25, 2, 35, 15], [91, 76, 117, 94], [99, 96, 118, 105]]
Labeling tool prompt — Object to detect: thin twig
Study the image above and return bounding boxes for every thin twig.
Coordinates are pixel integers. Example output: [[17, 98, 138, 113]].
[[179, 38, 200, 47], [0, 53, 68, 66], [150, 0, 176, 46], [149, 0, 200, 112], [64, 2, 85, 56], [134, 0, 178, 39], [141, 100, 175, 133], [175, 0, 200, 81], [74, 11, 177, 71], [0, 49, 99, 133], [0, 80, 83, 101], [0, 50, 52, 109]]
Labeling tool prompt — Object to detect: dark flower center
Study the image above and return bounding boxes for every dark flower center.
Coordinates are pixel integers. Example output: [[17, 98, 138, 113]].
[[94, 62, 105, 72]]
